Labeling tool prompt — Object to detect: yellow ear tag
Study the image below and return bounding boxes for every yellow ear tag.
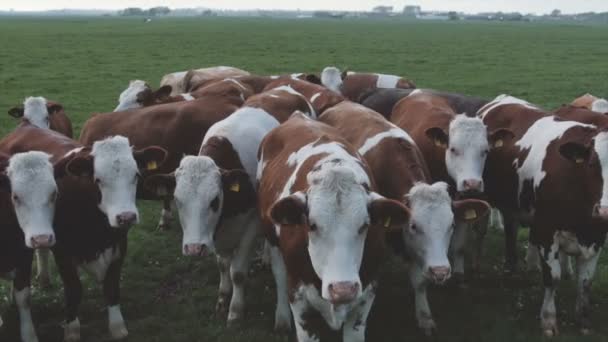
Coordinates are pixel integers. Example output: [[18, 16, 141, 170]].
[[384, 216, 392, 228], [575, 158, 584, 164], [494, 139, 503, 148], [465, 209, 477, 220], [229, 182, 240, 192], [147, 161, 158, 171]]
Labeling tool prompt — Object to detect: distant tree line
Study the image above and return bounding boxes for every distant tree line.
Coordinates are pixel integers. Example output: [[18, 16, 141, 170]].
[[121, 7, 171, 16]]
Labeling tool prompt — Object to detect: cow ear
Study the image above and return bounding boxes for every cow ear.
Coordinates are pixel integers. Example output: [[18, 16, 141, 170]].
[[136, 88, 153, 104], [0, 173, 11, 193], [144, 173, 176, 196], [270, 193, 308, 226], [425, 127, 449, 148], [369, 195, 411, 232], [341, 69, 349, 80], [47, 103, 63, 115], [488, 128, 515, 149], [154, 85, 172, 101], [221, 169, 256, 212], [452, 199, 490, 223], [305, 74, 321, 85], [133, 146, 168, 172], [559, 142, 591, 164], [66, 155, 94, 178], [8, 106, 24, 118]]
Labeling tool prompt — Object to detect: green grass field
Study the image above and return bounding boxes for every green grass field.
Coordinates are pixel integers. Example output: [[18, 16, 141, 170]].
[[1, 16, 608, 342]]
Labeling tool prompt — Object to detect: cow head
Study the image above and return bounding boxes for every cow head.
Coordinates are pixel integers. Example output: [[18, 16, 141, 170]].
[[65, 136, 167, 228], [8, 97, 63, 129], [426, 115, 514, 197], [135, 85, 173, 107], [401, 182, 490, 284], [0, 152, 58, 249], [321, 66, 343, 94], [115, 80, 152, 111], [144, 156, 255, 257], [270, 164, 409, 305]]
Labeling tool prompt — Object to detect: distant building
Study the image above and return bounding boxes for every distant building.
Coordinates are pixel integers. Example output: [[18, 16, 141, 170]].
[[403, 5, 421, 17], [372, 6, 393, 15]]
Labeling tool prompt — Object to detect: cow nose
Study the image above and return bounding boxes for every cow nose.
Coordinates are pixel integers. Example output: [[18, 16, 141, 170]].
[[183, 244, 208, 257], [462, 179, 483, 192], [116, 212, 137, 227], [31, 234, 55, 248], [328, 281, 359, 305], [428, 266, 451, 284]]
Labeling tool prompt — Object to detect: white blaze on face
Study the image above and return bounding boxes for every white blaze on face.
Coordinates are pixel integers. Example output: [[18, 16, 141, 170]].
[[115, 80, 149, 111], [321, 66, 343, 94], [592, 99, 608, 113], [305, 165, 370, 302], [594, 132, 608, 207], [23, 96, 50, 129], [445, 116, 489, 192], [515, 117, 594, 200], [91, 136, 140, 227], [174, 156, 222, 253], [7, 152, 57, 248], [403, 182, 453, 273]]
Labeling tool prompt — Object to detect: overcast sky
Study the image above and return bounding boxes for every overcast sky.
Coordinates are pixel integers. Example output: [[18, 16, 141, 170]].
[[2, 1, 607, 15]]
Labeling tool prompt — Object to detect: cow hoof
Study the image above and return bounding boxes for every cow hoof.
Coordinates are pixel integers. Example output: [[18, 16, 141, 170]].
[[21, 329, 39, 342], [420, 320, 437, 338], [274, 310, 292, 333], [227, 315, 243, 328], [109, 324, 129, 340], [64, 319, 81, 342], [156, 223, 171, 231], [215, 297, 229, 317]]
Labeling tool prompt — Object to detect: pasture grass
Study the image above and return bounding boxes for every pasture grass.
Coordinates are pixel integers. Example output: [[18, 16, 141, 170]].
[[1, 16, 608, 341]]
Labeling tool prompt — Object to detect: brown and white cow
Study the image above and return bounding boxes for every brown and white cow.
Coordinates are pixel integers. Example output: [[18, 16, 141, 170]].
[[160, 66, 250, 95], [571, 93, 608, 113], [8, 97, 73, 138], [145, 106, 280, 326], [321, 66, 416, 102], [258, 113, 410, 341], [319, 102, 489, 335], [244, 85, 316, 122], [391, 90, 511, 279], [479, 94, 608, 336], [80, 90, 244, 231], [264, 78, 345, 115], [0, 122, 166, 341]]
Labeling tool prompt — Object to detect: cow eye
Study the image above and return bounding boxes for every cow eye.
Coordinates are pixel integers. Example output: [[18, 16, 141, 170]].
[[49, 190, 57, 203], [210, 196, 220, 211], [410, 224, 418, 233], [482, 149, 489, 156], [359, 223, 369, 234], [94, 178, 101, 185], [309, 223, 318, 232], [12, 195, 19, 204]]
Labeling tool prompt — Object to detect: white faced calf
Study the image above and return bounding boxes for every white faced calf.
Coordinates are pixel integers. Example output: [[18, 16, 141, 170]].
[[8, 96, 62, 130]]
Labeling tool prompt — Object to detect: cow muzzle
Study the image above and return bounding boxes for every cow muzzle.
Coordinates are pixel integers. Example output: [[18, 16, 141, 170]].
[[183, 243, 209, 257], [427, 266, 451, 284], [328, 281, 359, 305], [115, 212, 138, 228], [461, 179, 484, 193], [30, 234, 55, 249]]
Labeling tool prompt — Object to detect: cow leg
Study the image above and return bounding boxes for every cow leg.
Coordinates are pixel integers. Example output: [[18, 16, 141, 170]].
[[559, 252, 574, 280], [14, 254, 38, 342], [410, 266, 435, 336], [290, 290, 317, 342], [343, 284, 376, 342], [215, 255, 232, 318], [35, 249, 51, 289], [55, 254, 82, 342], [525, 243, 541, 272], [575, 247, 601, 335], [270, 245, 292, 332], [450, 221, 468, 286], [103, 259, 128, 340], [471, 213, 489, 274], [227, 221, 258, 326], [502, 211, 519, 273], [539, 241, 561, 337], [156, 198, 173, 231]]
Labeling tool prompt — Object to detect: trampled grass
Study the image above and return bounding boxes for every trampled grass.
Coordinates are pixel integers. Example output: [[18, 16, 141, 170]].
[[0, 16, 607, 341]]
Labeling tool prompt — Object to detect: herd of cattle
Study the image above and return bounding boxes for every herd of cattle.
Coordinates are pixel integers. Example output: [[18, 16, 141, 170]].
[[1, 64, 608, 342]]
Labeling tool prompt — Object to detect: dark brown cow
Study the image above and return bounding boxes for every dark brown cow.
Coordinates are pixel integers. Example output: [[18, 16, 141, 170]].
[[8, 97, 73, 138], [244, 85, 316, 122], [358, 88, 417, 119], [263, 78, 345, 114], [479, 94, 608, 337], [319, 101, 489, 335], [390, 90, 510, 281], [571, 93, 608, 113], [321, 67, 416, 102], [144, 106, 281, 327], [0, 122, 166, 341], [258, 112, 410, 340], [80, 90, 244, 230]]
